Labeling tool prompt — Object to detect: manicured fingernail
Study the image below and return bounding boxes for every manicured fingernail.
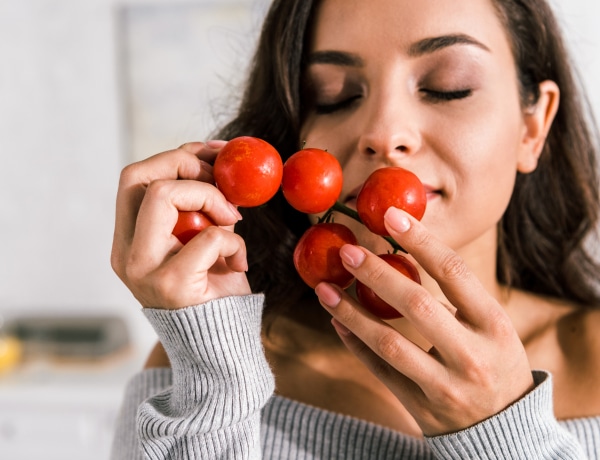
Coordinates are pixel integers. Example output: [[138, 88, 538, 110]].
[[331, 318, 352, 336], [315, 283, 341, 308], [384, 207, 411, 233], [206, 139, 227, 149], [339, 245, 366, 268], [228, 202, 243, 220]]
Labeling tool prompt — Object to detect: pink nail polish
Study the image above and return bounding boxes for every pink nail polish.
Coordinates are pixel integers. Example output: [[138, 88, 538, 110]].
[[206, 139, 227, 149], [339, 245, 366, 268], [315, 283, 341, 308], [384, 207, 411, 233], [228, 202, 243, 220]]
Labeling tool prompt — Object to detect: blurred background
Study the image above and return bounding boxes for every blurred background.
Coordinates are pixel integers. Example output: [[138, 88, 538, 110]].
[[0, 0, 598, 458]]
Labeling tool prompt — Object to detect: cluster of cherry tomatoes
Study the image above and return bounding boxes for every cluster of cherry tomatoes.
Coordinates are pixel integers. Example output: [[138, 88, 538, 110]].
[[172, 136, 427, 319]]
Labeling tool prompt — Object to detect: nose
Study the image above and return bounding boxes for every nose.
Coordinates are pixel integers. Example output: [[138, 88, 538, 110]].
[[357, 91, 421, 161]]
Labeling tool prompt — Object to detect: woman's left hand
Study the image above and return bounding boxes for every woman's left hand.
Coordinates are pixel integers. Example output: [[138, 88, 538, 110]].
[[315, 207, 534, 437]]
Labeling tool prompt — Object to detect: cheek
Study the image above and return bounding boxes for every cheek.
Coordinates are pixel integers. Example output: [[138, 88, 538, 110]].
[[423, 105, 524, 246]]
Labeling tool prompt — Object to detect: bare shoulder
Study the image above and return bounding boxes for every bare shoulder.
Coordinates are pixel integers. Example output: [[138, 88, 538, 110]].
[[553, 305, 600, 419], [559, 306, 600, 365], [511, 289, 600, 419]]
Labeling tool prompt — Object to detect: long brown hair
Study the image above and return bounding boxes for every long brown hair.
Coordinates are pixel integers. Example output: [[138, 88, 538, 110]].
[[492, 0, 600, 305], [216, 0, 600, 321]]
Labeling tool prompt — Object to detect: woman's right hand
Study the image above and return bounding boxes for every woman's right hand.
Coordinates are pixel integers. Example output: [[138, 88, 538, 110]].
[[111, 141, 251, 310]]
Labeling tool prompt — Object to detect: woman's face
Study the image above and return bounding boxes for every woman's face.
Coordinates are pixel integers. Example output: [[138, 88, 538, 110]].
[[300, 0, 535, 259]]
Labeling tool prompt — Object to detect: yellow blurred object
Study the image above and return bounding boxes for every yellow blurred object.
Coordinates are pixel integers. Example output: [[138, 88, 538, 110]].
[[0, 335, 22, 372]]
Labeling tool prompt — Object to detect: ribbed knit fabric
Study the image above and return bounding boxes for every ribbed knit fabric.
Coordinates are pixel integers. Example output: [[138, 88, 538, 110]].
[[110, 295, 599, 459]]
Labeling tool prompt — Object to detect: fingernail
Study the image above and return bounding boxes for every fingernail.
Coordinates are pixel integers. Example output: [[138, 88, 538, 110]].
[[384, 207, 411, 233], [315, 283, 341, 308], [339, 245, 366, 268], [228, 202, 243, 220], [206, 139, 228, 149]]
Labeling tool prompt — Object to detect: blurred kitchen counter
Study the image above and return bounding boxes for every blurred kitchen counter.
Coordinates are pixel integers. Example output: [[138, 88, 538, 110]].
[[0, 346, 147, 460]]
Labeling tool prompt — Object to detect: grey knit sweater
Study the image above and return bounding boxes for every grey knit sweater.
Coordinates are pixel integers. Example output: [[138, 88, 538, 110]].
[[110, 295, 600, 459]]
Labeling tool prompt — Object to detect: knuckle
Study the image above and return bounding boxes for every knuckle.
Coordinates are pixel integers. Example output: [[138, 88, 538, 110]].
[[487, 308, 515, 339], [364, 260, 387, 285], [144, 179, 172, 201], [119, 162, 142, 187], [431, 382, 461, 408], [200, 225, 225, 244], [407, 290, 436, 320], [439, 252, 468, 281], [462, 355, 492, 384], [375, 331, 403, 362], [337, 302, 360, 326]]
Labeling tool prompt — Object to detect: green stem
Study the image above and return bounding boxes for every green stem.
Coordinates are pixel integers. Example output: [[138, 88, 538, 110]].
[[329, 201, 406, 254]]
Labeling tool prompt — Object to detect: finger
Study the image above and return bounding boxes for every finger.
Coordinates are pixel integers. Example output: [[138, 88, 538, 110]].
[[129, 179, 242, 270], [175, 226, 248, 274], [114, 143, 219, 251], [180, 140, 223, 164], [315, 282, 442, 385], [330, 317, 425, 400], [148, 227, 249, 309], [337, 245, 461, 350], [383, 207, 505, 330]]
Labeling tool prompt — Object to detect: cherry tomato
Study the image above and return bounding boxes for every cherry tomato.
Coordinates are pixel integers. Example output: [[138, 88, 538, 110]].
[[356, 167, 426, 236], [213, 136, 283, 207], [355, 253, 421, 319], [293, 222, 358, 289], [172, 210, 215, 245], [282, 148, 343, 214]]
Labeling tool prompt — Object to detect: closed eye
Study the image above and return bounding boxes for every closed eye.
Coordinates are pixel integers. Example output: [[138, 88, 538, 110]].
[[314, 95, 362, 114], [420, 88, 472, 102]]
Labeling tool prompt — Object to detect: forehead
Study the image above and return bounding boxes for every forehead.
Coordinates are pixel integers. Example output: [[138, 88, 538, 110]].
[[309, 0, 510, 58]]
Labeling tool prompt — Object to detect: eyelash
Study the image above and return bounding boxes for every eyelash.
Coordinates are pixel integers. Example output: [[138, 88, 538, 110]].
[[313, 88, 472, 114], [314, 95, 362, 114], [420, 88, 472, 102]]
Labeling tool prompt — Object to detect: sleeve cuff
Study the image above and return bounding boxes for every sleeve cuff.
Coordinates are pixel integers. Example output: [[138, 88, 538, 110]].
[[141, 295, 274, 421], [426, 370, 585, 459]]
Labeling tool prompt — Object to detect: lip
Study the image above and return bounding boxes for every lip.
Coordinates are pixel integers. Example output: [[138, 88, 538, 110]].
[[422, 184, 442, 201]]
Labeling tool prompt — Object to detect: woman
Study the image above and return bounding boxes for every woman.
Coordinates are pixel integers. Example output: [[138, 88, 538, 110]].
[[110, 0, 600, 458]]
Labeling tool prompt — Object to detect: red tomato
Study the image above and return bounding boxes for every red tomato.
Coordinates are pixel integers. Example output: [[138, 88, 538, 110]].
[[282, 148, 343, 214], [213, 136, 283, 207], [355, 253, 421, 319], [172, 210, 215, 245], [293, 223, 358, 289], [356, 167, 426, 236]]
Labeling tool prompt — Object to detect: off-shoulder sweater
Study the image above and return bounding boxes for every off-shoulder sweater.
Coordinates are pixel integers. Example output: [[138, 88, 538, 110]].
[[110, 295, 600, 459]]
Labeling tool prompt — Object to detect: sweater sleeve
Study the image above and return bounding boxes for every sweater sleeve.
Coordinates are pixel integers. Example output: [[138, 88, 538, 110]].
[[425, 370, 588, 459], [110, 367, 173, 460], [134, 294, 274, 460]]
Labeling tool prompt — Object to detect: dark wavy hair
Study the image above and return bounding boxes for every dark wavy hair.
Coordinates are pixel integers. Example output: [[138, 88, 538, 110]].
[[215, 0, 600, 324]]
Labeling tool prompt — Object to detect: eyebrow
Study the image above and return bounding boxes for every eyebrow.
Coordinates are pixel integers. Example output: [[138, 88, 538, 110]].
[[306, 34, 489, 68], [408, 34, 490, 57], [305, 50, 364, 67]]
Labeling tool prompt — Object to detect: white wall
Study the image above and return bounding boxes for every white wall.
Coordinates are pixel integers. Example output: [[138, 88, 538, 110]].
[[0, 0, 599, 360], [0, 0, 268, 357]]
